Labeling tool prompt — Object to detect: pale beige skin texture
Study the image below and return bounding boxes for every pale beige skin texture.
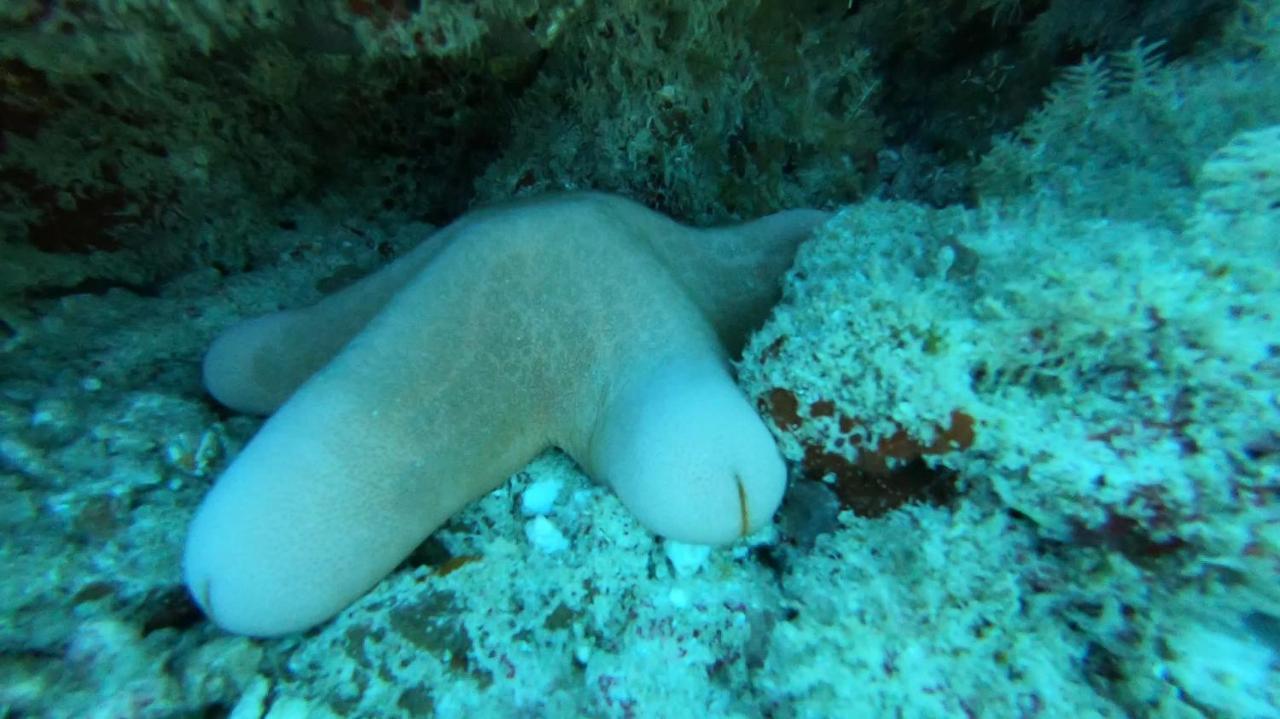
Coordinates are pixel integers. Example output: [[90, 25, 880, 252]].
[[186, 192, 830, 636]]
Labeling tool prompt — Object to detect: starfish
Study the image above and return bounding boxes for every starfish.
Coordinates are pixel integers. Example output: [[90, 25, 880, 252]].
[[184, 192, 830, 636]]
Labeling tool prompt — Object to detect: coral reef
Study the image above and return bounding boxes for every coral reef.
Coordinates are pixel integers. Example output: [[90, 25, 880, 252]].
[[0, 0, 1233, 307], [736, 26, 1280, 717]]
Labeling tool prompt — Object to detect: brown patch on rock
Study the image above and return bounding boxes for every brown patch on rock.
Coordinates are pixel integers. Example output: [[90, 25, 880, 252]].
[[850, 410, 975, 476], [797, 410, 977, 517], [434, 554, 481, 577], [809, 399, 835, 418], [72, 495, 125, 542], [761, 387, 802, 431], [1071, 513, 1186, 560], [802, 444, 960, 517]]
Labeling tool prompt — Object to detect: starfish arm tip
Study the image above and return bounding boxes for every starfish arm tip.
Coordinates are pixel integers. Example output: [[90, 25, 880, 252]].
[[589, 360, 787, 545]]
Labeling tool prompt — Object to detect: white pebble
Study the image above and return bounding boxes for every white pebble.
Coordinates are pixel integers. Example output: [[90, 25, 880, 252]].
[[520, 478, 563, 516], [264, 696, 321, 719], [229, 676, 269, 719], [525, 516, 570, 554], [665, 541, 711, 577]]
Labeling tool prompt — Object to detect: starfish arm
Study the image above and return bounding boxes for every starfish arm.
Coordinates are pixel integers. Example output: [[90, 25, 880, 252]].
[[202, 226, 454, 415], [638, 206, 832, 352], [580, 354, 787, 545], [185, 236, 546, 635]]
